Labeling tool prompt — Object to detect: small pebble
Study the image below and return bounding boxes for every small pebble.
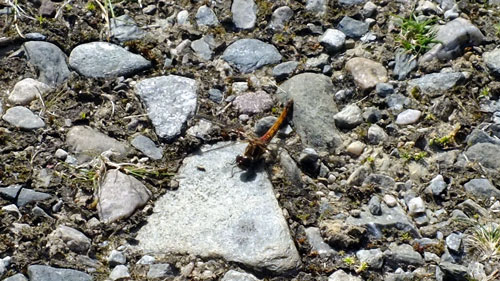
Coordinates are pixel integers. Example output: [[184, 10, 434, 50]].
[[346, 141, 366, 156]]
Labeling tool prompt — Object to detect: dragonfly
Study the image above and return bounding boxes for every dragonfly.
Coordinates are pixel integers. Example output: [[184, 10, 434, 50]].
[[235, 99, 294, 170]]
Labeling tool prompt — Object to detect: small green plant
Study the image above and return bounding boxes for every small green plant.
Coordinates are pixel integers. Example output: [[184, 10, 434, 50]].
[[480, 87, 490, 98], [399, 149, 427, 162], [495, 22, 500, 36], [355, 261, 369, 273], [64, 4, 73, 11], [401, 231, 412, 242], [86, 2, 96, 11], [343, 256, 356, 265], [36, 15, 47, 25], [395, 13, 439, 56]]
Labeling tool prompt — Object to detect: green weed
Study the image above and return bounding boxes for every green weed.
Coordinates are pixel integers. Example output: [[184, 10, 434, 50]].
[[395, 13, 439, 56]]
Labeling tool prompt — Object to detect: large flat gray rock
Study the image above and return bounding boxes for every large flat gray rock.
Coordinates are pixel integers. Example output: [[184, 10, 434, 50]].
[[135, 75, 198, 141], [278, 73, 342, 151], [136, 142, 301, 273], [27, 265, 92, 281], [407, 72, 467, 97]]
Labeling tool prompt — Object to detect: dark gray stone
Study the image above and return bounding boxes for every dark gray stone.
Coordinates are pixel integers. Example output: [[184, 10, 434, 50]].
[[464, 143, 500, 171], [208, 88, 223, 103], [135, 75, 198, 141], [222, 39, 281, 73], [69, 42, 151, 78], [466, 128, 500, 146], [131, 134, 163, 160], [337, 16, 369, 38], [384, 243, 424, 270], [362, 107, 382, 123], [279, 73, 342, 151], [363, 174, 395, 190], [407, 72, 466, 98], [110, 14, 145, 42], [464, 178, 500, 200], [27, 265, 92, 281], [339, 0, 367, 5], [445, 233, 462, 254], [367, 124, 388, 144], [368, 196, 382, 215], [484, 48, 500, 78], [420, 18, 485, 63], [22, 41, 70, 86], [375, 82, 394, 97], [17, 188, 52, 207], [439, 262, 468, 281], [346, 204, 420, 238], [386, 93, 411, 112], [272, 61, 299, 80], [394, 49, 417, 80]]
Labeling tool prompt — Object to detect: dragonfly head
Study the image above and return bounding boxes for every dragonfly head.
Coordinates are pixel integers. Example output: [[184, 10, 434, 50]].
[[235, 154, 252, 170]]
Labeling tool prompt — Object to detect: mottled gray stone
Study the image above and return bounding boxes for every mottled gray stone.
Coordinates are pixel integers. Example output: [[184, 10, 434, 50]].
[[407, 72, 466, 97], [279, 73, 342, 151], [272, 61, 299, 79], [466, 128, 500, 146], [222, 39, 281, 73], [368, 124, 388, 144], [427, 175, 447, 196], [396, 109, 421, 125], [27, 265, 92, 281], [445, 233, 462, 254], [386, 93, 410, 112], [110, 14, 145, 42], [368, 196, 382, 215], [109, 265, 129, 280], [131, 134, 163, 160], [66, 126, 131, 163], [268, 6, 293, 31], [231, 0, 257, 29], [306, 0, 327, 13], [420, 18, 485, 63], [49, 225, 91, 253], [319, 29, 345, 53], [195, 5, 219, 27], [464, 178, 500, 200], [8, 78, 51, 105], [2, 106, 45, 129], [375, 82, 394, 97], [98, 169, 152, 222], [328, 269, 362, 281], [147, 263, 174, 279], [305, 227, 335, 257], [356, 248, 383, 269], [107, 249, 126, 266], [337, 16, 369, 38], [339, 0, 367, 5], [22, 41, 70, 86], [463, 143, 500, 171], [69, 42, 151, 78], [394, 49, 417, 80], [221, 270, 260, 281], [345, 57, 388, 90], [136, 142, 301, 273], [439, 262, 467, 281], [334, 104, 363, 129], [346, 204, 420, 238], [191, 36, 215, 60], [135, 75, 198, 141], [384, 243, 424, 270], [484, 48, 500, 78]]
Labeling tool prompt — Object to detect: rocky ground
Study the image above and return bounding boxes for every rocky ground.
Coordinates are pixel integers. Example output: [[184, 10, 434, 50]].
[[1, 0, 500, 280]]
